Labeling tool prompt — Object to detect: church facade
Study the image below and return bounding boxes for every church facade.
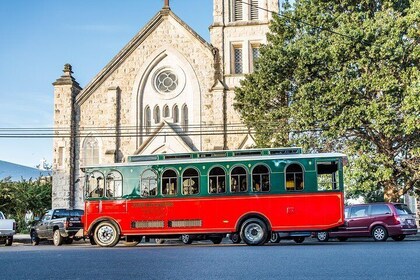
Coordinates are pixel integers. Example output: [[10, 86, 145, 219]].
[[52, 0, 279, 208]]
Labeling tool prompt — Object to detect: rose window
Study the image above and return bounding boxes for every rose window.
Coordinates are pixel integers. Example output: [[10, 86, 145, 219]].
[[155, 70, 178, 93]]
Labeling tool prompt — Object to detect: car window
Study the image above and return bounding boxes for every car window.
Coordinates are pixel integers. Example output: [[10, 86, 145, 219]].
[[344, 207, 349, 218], [371, 204, 391, 215], [349, 205, 369, 218], [394, 204, 413, 215]]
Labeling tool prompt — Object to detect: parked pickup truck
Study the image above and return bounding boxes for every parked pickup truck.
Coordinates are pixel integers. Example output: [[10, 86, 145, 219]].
[[0, 211, 16, 246], [30, 208, 84, 246]]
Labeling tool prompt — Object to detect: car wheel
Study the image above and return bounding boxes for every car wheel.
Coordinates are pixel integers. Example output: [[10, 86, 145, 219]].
[[270, 232, 281, 243], [53, 230, 63, 246], [391, 235, 406, 241], [372, 226, 388, 242], [293, 237, 305, 244], [316, 232, 329, 242], [64, 238, 73, 245], [94, 221, 120, 247], [229, 233, 242, 244], [337, 237, 348, 242], [30, 231, 39, 246], [155, 238, 165, 244], [5, 236, 13, 246], [182, 234, 193, 244], [210, 237, 223, 244], [240, 218, 268, 246]]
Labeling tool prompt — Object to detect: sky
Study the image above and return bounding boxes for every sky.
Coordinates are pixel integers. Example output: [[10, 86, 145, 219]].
[[0, 0, 213, 168]]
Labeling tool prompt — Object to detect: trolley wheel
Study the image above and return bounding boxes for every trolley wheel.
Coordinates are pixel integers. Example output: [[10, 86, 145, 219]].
[[94, 221, 120, 247], [240, 218, 268, 246]]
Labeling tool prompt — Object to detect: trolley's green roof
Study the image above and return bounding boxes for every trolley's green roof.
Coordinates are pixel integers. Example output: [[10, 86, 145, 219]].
[[127, 147, 302, 163]]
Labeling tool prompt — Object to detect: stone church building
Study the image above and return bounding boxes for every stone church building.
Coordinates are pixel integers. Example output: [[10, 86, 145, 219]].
[[52, 0, 279, 208]]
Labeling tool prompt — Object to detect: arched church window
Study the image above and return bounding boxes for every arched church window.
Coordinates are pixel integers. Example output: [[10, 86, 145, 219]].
[[181, 104, 188, 132], [154, 105, 160, 124], [144, 106, 151, 134], [83, 136, 99, 165], [163, 105, 170, 118], [173, 105, 179, 123]]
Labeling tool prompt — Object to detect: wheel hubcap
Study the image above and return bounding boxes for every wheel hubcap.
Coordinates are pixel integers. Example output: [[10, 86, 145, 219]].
[[318, 232, 327, 240], [244, 223, 263, 242], [97, 225, 115, 244], [374, 228, 385, 240]]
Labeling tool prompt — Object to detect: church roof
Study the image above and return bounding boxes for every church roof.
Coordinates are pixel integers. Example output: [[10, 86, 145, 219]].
[[76, 7, 214, 105]]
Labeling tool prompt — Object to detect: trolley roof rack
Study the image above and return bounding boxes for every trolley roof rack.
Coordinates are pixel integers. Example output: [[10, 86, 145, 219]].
[[127, 147, 301, 163]]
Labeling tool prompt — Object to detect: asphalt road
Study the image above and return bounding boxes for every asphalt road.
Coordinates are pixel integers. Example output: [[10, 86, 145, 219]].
[[1, 238, 419, 280]]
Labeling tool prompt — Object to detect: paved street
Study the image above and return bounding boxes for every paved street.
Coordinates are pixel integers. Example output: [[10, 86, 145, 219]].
[[1, 237, 419, 280]]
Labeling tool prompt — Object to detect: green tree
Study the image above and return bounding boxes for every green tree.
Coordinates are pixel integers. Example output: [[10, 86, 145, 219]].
[[234, 0, 419, 202], [0, 177, 51, 233]]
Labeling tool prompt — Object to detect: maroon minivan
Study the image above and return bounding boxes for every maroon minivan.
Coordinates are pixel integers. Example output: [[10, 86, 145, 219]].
[[315, 203, 417, 242]]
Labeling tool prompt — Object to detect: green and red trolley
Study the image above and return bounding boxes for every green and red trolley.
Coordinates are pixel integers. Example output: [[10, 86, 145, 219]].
[[81, 148, 346, 246]]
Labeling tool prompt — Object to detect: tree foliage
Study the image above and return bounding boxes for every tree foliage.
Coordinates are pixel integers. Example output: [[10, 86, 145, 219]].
[[0, 177, 51, 233], [234, 0, 419, 202]]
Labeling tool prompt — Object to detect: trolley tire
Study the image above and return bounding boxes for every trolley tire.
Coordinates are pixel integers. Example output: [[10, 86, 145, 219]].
[[240, 218, 268, 246], [53, 230, 63, 246], [372, 226, 388, 242], [94, 221, 120, 247]]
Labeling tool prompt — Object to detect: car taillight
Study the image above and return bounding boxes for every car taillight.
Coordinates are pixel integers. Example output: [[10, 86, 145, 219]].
[[13, 222, 16, 230], [394, 216, 403, 224]]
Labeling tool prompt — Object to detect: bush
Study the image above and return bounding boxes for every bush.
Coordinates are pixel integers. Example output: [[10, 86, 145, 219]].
[[0, 177, 51, 233]]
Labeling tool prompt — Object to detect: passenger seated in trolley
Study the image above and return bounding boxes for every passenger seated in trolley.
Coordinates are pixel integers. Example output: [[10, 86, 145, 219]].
[[231, 178, 238, 192], [183, 179, 198, 194], [90, 177, 104, 198]]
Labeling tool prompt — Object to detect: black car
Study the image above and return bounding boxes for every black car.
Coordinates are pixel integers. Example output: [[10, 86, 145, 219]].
[[30, 209, 84, 246]]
